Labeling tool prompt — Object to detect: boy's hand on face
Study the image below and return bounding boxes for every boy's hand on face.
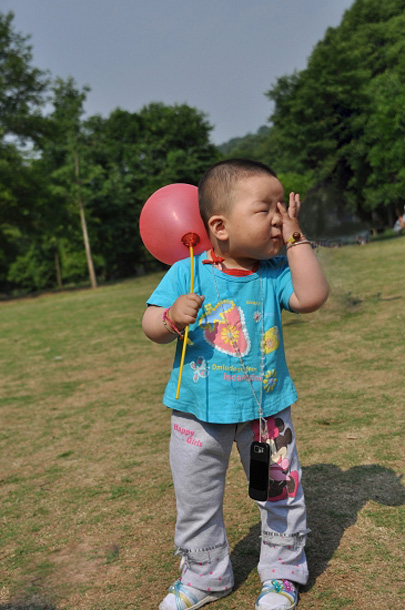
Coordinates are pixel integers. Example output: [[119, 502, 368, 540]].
[[277, 193, 303, 244], [169, 294, 205, 331]]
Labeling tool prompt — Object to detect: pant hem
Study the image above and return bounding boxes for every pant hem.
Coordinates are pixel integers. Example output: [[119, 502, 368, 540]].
[[259, 568, 309, 586], [174, 543, 234, 592]]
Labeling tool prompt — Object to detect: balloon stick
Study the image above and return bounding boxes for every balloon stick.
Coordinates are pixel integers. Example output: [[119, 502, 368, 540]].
[[175, 233, 199, 399]]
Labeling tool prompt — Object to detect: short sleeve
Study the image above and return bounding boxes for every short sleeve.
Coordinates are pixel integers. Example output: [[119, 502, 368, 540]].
[[147, 260, 189, 309]]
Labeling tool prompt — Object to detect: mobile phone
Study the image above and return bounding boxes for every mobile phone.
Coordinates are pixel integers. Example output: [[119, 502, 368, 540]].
[[249, 441, 270, 501]]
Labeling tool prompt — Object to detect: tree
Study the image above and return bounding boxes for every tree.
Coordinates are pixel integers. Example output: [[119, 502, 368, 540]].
[[357, 73, 405, 224], [0, 11, 50, 291], [0, 11, 49, 143], [264, 0, 405, 223], [0, 12, 221, 292], [82, 103, 220, 279], [41, 77, 98, 288]]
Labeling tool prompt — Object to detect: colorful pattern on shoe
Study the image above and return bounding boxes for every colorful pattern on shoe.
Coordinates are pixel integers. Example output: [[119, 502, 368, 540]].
[[159, 580, 231, 610], [255, 579, 298, 610]]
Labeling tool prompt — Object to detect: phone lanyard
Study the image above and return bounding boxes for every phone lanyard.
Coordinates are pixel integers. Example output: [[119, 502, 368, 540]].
[[211, 266, 267, 441]]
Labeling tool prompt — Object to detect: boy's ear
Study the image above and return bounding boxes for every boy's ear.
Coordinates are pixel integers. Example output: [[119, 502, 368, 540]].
[[208, 215, 228, 241]]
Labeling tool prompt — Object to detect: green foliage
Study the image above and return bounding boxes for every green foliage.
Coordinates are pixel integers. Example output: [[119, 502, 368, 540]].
[[276, 172, 314, 200], [0, 12, 50, 291], [58, 239, 101, 284], [264, 0, 405, 221], [0, 12, 220, 294], [7, 242, 55, 291], [0, 11, 49, 143], [362, 72, 405, 210], [218, 126, 271, 161], [11, 0, 405, 292], [0, 41, 219, 292], [219, 0, 405, 228], [78, 103, 219, 280]]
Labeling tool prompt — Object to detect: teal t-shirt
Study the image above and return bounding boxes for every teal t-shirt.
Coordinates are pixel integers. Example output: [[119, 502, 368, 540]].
[[147, 253, 298, 424]]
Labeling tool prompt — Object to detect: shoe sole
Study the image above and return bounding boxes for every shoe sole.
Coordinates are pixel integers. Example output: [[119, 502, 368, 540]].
[[255, 598, 297, 610], [159, 588, 232, 610]]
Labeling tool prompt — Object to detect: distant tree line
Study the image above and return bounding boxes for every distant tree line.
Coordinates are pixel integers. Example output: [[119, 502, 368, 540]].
[[1, 0, 404, 294]]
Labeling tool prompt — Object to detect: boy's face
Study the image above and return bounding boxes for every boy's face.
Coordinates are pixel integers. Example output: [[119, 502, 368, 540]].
[[222, 174, 285, 262]]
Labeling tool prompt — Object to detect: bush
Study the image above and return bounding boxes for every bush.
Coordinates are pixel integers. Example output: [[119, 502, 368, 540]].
[[7, 243, 55, 292]]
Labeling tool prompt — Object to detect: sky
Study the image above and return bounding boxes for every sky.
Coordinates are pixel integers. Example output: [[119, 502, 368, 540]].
[[2, 0, 354, 144]]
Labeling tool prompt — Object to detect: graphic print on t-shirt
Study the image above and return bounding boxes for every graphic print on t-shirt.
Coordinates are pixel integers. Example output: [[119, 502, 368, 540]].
[[199, 300, 251, 357]]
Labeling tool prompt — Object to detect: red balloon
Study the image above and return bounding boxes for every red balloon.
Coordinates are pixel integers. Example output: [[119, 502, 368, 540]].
[[139, 183, 211, 265]]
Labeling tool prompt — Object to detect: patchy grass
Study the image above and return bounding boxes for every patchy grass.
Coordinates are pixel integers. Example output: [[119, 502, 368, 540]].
[[0, 238, 404, 609]]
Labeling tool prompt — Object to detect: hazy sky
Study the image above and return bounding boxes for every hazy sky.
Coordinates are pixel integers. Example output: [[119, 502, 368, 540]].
[[2, 0, 354, 144]]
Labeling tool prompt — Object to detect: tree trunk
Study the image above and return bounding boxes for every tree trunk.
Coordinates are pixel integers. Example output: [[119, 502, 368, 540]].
[[74, 150, 97, 288], [55, 248, 63, 289], [78, 196, 97, 288]]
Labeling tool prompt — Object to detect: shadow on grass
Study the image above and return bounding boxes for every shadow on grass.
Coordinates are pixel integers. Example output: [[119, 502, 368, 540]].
[[230, 463, 404, 591], [0, 601, 56, 610], [0, 589, 56, 610]]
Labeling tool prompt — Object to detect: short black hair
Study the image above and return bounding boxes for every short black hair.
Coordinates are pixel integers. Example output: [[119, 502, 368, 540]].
[[198, 159, 278, 231]]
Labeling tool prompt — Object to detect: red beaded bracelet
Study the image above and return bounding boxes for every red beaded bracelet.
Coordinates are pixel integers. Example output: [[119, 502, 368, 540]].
[[163, 308, 184, 340]]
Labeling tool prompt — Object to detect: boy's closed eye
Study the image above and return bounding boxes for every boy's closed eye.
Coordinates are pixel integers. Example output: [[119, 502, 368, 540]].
[[255, 201, 278, 212]]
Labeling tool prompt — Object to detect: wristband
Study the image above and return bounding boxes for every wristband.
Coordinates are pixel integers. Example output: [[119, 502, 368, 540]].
[[163, 308, 184, 340]]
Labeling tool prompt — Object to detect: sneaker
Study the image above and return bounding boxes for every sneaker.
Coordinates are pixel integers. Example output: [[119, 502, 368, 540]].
[[255, 579, 298, 610], [159, 579, 231, 610]]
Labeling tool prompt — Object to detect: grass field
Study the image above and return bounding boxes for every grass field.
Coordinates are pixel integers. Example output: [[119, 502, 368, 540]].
[[1, 237, 404, 609]]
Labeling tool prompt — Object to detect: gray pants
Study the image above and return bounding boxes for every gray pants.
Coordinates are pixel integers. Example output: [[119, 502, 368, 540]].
[[169, 408, 309, 593]]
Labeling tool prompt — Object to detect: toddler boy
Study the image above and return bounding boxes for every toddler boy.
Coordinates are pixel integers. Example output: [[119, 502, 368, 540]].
[[142, 159, 329, 609]]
